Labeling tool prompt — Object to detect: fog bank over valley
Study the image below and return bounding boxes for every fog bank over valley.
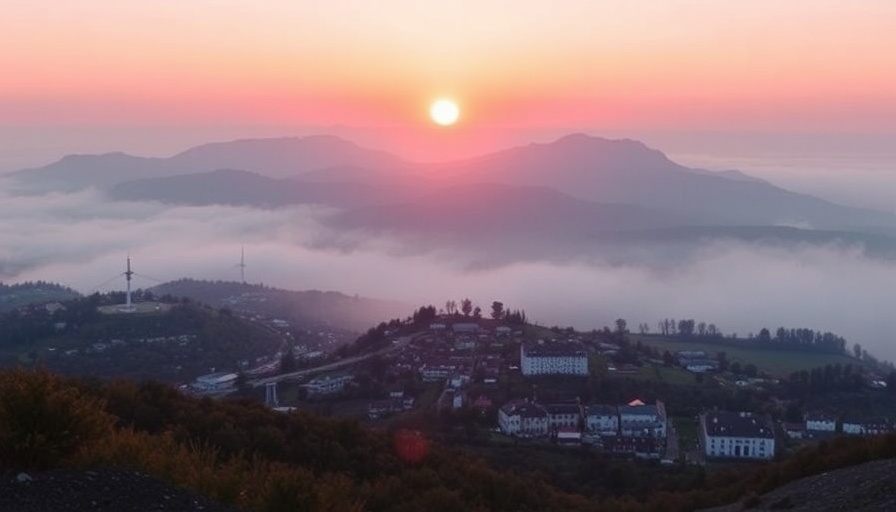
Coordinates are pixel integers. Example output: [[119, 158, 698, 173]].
[[3, 175, 896, 361]]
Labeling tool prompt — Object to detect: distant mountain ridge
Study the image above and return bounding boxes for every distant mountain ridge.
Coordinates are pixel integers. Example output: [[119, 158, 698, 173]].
[[8, 135, 412, 193], [10, 133, 896, 254]]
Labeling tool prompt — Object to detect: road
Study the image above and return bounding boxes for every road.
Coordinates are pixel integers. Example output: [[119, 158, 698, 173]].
[[249, 334, 417, 387]]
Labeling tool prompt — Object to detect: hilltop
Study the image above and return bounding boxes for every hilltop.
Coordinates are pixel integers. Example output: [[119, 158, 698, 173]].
[[149, 278, 408, 332]]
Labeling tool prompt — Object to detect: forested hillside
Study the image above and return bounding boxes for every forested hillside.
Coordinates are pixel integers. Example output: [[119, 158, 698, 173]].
[[3, 369, 896, 511]]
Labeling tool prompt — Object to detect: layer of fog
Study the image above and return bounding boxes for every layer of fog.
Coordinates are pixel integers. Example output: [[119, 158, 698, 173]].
[[670, 152, 896, 214], [3, 180, 896, 361]]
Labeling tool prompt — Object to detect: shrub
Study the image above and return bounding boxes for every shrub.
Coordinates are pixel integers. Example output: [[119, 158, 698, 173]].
[[0, 368, 114, 469]]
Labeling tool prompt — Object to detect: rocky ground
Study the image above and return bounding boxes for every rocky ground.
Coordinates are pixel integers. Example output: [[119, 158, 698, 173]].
[[704, 458, 896, 512], [0, 469, 240, 512]]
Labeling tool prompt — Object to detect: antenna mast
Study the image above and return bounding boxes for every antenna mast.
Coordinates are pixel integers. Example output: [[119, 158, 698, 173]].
[[239, 246, 246, 284], [122, 255, 136, 312]]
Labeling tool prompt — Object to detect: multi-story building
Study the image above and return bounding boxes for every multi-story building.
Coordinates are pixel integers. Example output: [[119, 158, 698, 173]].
[[585, 404, 619, 435], [520, 342, 588, 376], [701, 410, 775, 460], [805, 413, 837, 436], [619, 400, 667, 438], [544, 402, 582, 431], [842, 417, 891, 436], [498, 400, 550, 437]]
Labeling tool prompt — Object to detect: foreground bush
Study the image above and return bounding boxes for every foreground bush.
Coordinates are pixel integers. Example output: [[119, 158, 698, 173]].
[[0, 368, 114, 469]]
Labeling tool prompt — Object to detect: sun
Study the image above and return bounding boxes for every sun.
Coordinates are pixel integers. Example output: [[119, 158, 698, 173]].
[[429, 99, 460, 126]]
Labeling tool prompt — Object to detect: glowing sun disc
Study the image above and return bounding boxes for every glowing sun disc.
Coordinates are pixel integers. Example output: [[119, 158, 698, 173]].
[[430, 99, 459, 126]]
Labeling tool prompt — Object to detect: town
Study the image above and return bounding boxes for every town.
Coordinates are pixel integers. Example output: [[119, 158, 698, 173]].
[[190, 301, 896, 466]]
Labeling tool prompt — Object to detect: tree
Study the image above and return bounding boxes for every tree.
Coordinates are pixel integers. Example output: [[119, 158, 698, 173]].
[[615, 318, 628, 335], [235, 371, 249, 393], [730, 361, 742, 375], [757, 328, 771, 344], [279, 350, 297, 374], [677, 319, 695, 338], [697, 322, 706, 337], [662, 350, 675, 367], [490, 301, 504, 320], [716, 352, 729, 372], [460, 298, 472, 317], [472, 306, 482, 319], [853, 343, 862, 359]]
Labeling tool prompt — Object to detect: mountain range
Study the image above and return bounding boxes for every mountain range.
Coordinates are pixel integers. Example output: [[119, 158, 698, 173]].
[[8, 133, 896, 261]]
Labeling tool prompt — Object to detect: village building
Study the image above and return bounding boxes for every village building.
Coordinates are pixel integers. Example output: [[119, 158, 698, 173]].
[[302, 373, 353, 397], [619, 399, 667, 438], [498, 400, 550, 437], [700, 410, 775, 460], [805, 413, 838, 436], [544, 402, 582, 431], [842, 416, 891, 436], [193, 372, 238, 393], [585, 404, 620, 435], [520, 342, 588, 376]]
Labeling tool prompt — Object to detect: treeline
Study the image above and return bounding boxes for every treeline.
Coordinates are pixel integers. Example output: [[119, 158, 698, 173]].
[[0, 280, 81, 312], [0, 280, 79, 294], [646, 316, 850, 356], [754, 326, 846, 354], [786, 363, 866, 395]]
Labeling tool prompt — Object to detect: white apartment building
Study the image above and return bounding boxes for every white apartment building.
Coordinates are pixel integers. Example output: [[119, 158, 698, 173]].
[[585, 404, 619, 435], [701, 411, 775, 460], [498, 400, 550, 437], [619, 400, 667, 438], [520, 342, 588, 376]]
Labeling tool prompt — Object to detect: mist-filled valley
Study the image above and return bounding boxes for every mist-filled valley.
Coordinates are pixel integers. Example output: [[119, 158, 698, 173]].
[[3, 134, 896, 360]]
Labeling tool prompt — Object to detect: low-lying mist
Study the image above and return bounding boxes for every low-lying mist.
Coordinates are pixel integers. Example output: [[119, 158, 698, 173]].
[[3, 180, 896, 361]]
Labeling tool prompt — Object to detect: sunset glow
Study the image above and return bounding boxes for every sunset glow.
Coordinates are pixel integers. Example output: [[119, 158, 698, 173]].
[[1, 1, 895, 162], [430, 99, 460, 126]]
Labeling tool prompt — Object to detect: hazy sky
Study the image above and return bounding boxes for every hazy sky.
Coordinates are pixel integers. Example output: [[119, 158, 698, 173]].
[[2, 1, 896, 162]]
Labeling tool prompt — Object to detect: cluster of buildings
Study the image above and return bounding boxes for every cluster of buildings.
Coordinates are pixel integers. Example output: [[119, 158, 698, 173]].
[[677, 350, 719, 373], [366, 321, 517, 420], [785, 413, 893, 439], [498, 398, 669, 458]]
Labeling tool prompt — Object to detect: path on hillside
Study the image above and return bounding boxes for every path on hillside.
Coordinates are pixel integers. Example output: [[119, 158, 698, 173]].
[[249, 333, 417, 387]]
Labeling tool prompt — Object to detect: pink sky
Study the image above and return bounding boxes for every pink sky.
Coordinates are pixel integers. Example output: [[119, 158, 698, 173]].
[[2, 1, 896, 161]]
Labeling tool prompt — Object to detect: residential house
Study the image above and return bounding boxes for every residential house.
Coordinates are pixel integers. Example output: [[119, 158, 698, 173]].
[[806, 413, 837, 436], [193, 372, 238, 393], [701, 411, 775, 460], [842, 417, 890, 436], [556, 427, 582, 446], [603, 435, 660, 459], [420, 357, 459, 382], [498, 400, 550, 437], [544, 402, 582, 431], [303, 373, 353, 397], [619, 400, 667, 438]]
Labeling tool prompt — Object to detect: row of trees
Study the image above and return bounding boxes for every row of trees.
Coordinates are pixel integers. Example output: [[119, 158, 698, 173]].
[[413, 300, 527, 325], [653, 318, 721, 338], [755, 327, 847, 354]]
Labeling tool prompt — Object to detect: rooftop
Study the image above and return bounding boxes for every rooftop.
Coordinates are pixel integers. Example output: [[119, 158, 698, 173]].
[[703, 411, 774, 439], [523, 342, 586, 358]]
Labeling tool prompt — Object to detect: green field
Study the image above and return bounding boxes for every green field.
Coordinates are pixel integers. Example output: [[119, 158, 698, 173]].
[[604, 363, 696, 385], [633, 335, 860, 376]]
